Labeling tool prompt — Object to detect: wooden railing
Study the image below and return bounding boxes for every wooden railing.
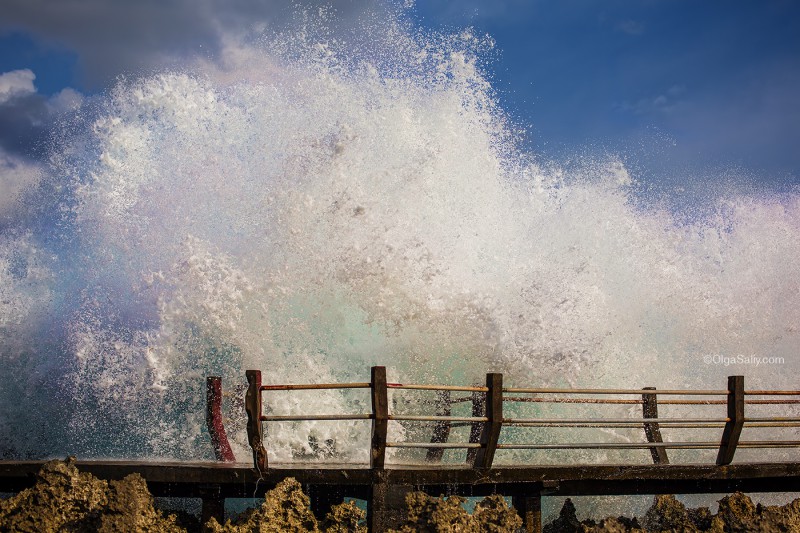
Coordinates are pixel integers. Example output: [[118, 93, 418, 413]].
[[243, 367, 800, 472]]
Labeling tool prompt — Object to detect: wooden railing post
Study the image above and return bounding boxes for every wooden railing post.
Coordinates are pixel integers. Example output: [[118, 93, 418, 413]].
[[473, 372, 503, 469], [426, 390, 451, 463], [245, 370, 267, 472], [370, 366, 388, 469], [717, 375, 744, 466], [642, 387, 668, 465], [206, 377, 236, 463], [199, 486, 225, 525], [466, 388, 486, 464]]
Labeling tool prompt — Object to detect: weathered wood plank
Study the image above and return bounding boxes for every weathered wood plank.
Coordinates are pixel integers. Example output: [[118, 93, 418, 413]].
[[3, 460, 800, 497], [717, 375, 745, 465], [245, 370, 267, 472], [642, 387, 669, 465], [206, 377, 236, 463], [473, 373, 503, 468], [371, 366, 388, 469]]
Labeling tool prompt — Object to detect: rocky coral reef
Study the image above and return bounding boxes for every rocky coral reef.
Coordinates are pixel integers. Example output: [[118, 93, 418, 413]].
[[543, 492, 800, 533], [0, 460, 367, 533], [0, 457, 184, 532], [205, 477, 366, 532], [388, 492, 522, 532]]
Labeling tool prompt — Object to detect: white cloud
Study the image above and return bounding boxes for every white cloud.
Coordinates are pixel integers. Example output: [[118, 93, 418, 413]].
[[0, 69, 84, 157], [0, 69, 36, 104], [0, 0, 379, 87], [0, 147, 42, 217], [46, 87, 84, 114]]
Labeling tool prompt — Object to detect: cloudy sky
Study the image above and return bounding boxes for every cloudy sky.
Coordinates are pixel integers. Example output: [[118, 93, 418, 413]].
[[1, 0, 799, 189]]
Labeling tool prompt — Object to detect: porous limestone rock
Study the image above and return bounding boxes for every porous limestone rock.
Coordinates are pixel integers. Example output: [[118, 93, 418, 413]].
[[642, 494, 696, 532], [388, 492, 521, 532], [204, 478, 319, 532], [471, 495, 522, 532], [0, 457, 184, 533], [321, 499, 367, 533], [543, 492, 800, 533]]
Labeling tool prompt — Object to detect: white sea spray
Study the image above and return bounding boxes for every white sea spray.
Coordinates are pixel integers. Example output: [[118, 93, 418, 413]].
[[0, 9, 797, 468]]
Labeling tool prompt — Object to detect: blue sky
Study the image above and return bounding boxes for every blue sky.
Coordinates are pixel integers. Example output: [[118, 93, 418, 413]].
[[1, 0, 799, 187]]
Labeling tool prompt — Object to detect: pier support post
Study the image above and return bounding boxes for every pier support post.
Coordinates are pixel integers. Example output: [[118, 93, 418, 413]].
[[512, 492, 542, 533], [642, 387, 669, 464], [717, 375, 745, 466], [368, 470, 410, 533], [199, 486, 225, 525]]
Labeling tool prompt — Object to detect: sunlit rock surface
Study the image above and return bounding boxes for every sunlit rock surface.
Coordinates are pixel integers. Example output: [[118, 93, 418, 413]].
[[0, 457, 184, 532], [388, 492, 521, 532]]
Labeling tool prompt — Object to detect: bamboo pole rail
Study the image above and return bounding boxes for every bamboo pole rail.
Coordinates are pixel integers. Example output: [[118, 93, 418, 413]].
[[503, 387, 729, 395], [245, 370, 799, 473]]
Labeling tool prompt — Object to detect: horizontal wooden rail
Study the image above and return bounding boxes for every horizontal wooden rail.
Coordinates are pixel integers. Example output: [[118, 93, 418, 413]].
[[738, 441, 800, 447], [388, 415, 488, 423], [388, 442, 482, 449], [509, 422, 726, 429], [505, 397, 643, 404], [504, 417, 730, 425], [503, 387, 729, 395], [387, 383, 489, 392], [496, 441, 800, 450], [244, 369, 798, 482], [746, 390, 800, 395], [261, 383, 370, 390], [505, 398, 800, 405], [261, 414, 372, 421], [497, 442, 722, 450]]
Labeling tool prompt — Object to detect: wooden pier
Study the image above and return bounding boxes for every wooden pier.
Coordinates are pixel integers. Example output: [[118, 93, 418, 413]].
[[1, 368, 798, 532]]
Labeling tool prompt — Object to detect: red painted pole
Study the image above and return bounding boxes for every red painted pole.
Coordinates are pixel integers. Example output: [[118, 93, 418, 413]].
[[206, 377, 236, 462]]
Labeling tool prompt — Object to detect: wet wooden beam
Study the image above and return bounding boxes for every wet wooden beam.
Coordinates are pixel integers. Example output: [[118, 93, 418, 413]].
[[717, 375, 744, 465], [206, 377, 236, 463], [3, 460, 800, 498], [642, 387, 669, 465], [473, 373, 503, 468], [245, 370, 267, 472], [371, 366, 388, 469]]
